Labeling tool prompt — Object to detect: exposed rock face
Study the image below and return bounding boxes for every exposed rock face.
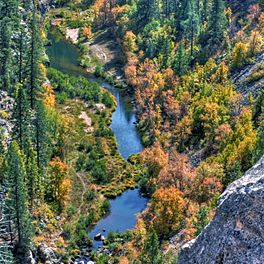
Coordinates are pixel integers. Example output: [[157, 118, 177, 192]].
[[39, 0, 56, 14], [38, 244, 57, 263], [178, 155, 264, 264], [0, 91, 14, 147], [233, 52, 264, 99]]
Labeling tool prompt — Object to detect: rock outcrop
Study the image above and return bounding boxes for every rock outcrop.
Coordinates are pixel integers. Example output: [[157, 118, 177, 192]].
[[233, 52, 264, 99], [39, 0, 56, 14], [0, 91, 14, 147], [178, 155, 264, 264]]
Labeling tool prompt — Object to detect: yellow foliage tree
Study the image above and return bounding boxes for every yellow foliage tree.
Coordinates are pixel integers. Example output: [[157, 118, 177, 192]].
[[123, 31, 137, 52], [49, 157, 70, 208], [231, 42, 249, 69], [151, 187, 185, 237]]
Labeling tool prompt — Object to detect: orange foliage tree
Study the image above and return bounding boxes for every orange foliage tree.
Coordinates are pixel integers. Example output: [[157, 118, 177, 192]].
[[49, 157, 71, 208], [150, 187, 185, 237], [141, 142, 168, 178], [158, 150, 195, 193], [193, 161, 223, 204]]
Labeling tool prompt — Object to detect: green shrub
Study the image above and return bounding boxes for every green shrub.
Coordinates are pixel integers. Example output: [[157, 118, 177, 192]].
[[66, 205, 77, 218], [95, 65, 104, 77], [56, 92, 68, 104], [85, 190, 96, 202], [101, 200, 110, 214]]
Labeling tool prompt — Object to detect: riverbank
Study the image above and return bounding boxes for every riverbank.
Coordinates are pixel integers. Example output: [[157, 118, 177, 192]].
[[46, 7, 128, 89], [41, 21, 148, 261]]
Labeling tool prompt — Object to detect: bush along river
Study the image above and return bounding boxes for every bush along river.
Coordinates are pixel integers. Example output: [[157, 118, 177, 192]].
[[46, 31, 147, 262]]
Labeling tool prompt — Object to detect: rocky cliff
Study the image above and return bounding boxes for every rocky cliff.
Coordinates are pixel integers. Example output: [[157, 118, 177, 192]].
[[178, 155, 264, 264], [233, 52, 264, 99]]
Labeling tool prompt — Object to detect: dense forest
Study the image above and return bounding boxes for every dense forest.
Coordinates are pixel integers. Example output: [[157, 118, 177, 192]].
[[0, 0, 263, 263]]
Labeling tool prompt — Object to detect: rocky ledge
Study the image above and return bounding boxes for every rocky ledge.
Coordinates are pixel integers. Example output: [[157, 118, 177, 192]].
[[178, 155, 264, 264], [233, 52, 264, 99]]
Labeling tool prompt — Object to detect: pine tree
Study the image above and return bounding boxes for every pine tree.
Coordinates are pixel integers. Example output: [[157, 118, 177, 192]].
[[12, 85, 31, 150], [163, 0, 175, 18], [161, 35, 173, 68], [25, 142, 40, 209], [173, 40, 189, 75], [0, 0, 20, 92], [137, 0, 161, 25], [223, 161, 243, 188], [193, 206, 209, 236], [139, 231, 163, 264], [5, 141, 32, 254], [201, 0, 209, 23], [0, 127, 5, 155], [0, 245, 14, 264], [34, 101, 50, 174], [180, 0, 200, 59], [16, 20, 29, 84], [27, 1, 43, 108], [208, 0, 227, 45]]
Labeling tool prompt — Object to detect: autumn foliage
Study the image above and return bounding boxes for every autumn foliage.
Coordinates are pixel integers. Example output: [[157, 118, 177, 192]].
[[49, 157, 71, 208]]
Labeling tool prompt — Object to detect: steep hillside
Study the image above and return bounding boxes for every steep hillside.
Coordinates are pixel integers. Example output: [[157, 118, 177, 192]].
[[233, 52, 264, 98]]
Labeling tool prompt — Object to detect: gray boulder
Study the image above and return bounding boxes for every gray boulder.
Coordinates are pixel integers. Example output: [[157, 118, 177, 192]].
[[178, 156, 264, 264], [38, 244, 57, 262]]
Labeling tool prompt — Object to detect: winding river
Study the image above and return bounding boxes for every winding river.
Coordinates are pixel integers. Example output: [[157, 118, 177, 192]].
[[46, 31, 147, 257]]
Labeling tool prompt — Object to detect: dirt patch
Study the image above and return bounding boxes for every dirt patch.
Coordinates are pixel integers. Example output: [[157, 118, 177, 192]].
[[88, 28, 124, 76], [95, 103, 106, 111], [79, 111, 94, 133], [51, 18, 62, 26], [66, 28, 79, 44]]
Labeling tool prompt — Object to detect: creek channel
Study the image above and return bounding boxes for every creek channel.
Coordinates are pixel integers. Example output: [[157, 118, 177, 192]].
[[46, 31, 148, 259]]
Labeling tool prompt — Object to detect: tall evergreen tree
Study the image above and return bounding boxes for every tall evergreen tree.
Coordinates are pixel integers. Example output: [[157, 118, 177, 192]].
[[0, 0, 20, 92], [208, 0, 227, 45], [0, 245, 14, 264], [5, 141, 32, 255], [181, 0, 200, 59], [161, 35, 173, 68], [34, 101, 50, 175], [27, 1, 43, 108], [139, 231, 164, 264], [201, 0, 209, 23], [137, 0, 161, 25], [25, 142, 40, 209], [12, 85, 31, 150], [174, 40, 189, 75]]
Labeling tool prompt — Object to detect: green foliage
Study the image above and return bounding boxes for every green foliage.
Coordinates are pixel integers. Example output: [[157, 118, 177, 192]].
[[193, 206, 209, 236], [95, 65, 104, 77], [208, 0, 227, 45], [138, 231, 164, 264], [231, 42, 250, 70], [222, 161, 243, 188], [47, 68, 109, 104], [65, 214, 94, 247], [253, 90, 264, 162], [12, 85, 31, 150], [101, 199, 110, 214], [5, 142, 33, 253], [173, 41, 189, 75]]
